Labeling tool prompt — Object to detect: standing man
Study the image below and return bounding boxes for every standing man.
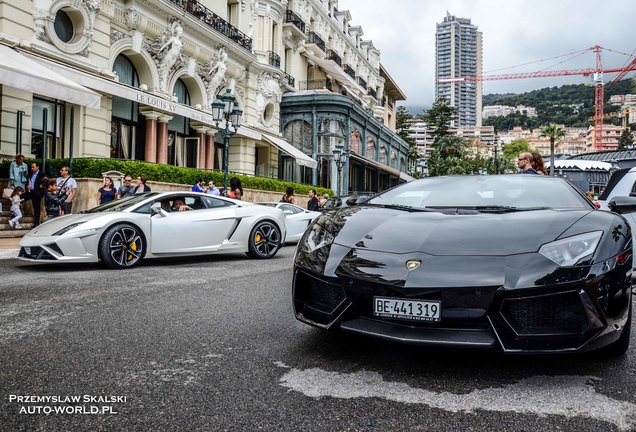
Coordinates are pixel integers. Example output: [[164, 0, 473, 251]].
[[116, 174, 134, 199], [9, 154, 28, 189], [56, 166, 77, 214], [517, 153, 538, 174], [206, 180, 221, 196], [307, 189, 320, 211], [27, 162, 45, 227]]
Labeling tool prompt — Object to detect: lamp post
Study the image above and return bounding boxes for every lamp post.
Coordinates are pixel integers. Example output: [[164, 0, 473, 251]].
[[211, 88, 243, 191], [492, 137, 500, 175], [332, 145, 347, 195]]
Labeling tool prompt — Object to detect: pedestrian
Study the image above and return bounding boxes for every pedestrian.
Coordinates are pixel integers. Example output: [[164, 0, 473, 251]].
[[228, 177, 243, 200], [56, 166, 78, 214], [281, 186, 295, 204], [307, 188, 319, 211], [8, 187, 24, 229], [96, 177, 116, 205], [130, 175, 151, 194], [586, 191, 601, 208], [45, 179, 68, 220], [517, 153, 538, 174], [116, 174, 134, 199], [531, 152, 547, 175], [207, 180, 221, 196], [192, 177, 207, 192], [9, 154, 28, 190], [321, 193, 330, 206], [26, 162, 45, 227]]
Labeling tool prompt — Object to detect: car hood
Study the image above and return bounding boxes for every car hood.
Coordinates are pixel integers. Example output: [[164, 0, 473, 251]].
[[23, 213, 113, 237], [331, 206, 591, 255]]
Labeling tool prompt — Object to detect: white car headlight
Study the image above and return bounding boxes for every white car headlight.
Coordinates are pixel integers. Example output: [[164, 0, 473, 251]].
[[53, 222, 87, 236], [301, 222, 335, 253], [539, 231, 603, 267]]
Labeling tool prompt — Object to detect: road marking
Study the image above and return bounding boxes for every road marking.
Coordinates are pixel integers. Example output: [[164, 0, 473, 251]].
[[278, 367, 635, 430]]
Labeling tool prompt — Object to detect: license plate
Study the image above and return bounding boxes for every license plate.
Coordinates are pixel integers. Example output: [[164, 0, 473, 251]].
[[373, 297, 441, 322]]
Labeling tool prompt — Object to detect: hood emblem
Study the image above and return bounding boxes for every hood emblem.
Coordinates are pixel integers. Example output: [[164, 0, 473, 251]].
[[406, 260, 421, 271]]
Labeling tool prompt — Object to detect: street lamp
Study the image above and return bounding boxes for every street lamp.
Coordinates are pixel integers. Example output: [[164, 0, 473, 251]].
[[211, 88, 243, 191], [332, 145, 347, 195], [421, 161, 429, 178]]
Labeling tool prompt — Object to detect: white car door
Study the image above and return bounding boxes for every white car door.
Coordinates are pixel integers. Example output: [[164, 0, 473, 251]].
[[150, 195, 238, 254], [278, 203, 318, 242]]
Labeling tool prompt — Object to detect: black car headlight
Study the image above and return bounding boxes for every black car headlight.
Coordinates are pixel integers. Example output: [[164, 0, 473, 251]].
[[539, 231, 602, 267], [300, 222, 335, 253], [53, 222, 87, 236]]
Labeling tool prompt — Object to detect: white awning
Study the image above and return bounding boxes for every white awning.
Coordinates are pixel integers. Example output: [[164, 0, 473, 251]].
[[0, 45, 101, 108], [399, 171, 416, 182], [304, 52, 365, 94], [350, 153, 402, 177], [546, 160, 612, 171], [262, 133, 318, 168]]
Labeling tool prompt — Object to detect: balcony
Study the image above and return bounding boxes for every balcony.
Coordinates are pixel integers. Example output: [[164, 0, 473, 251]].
[[299, 79, 333, 92], [306, 32, 326, 53], [284, 73, 295, 88], [326, 49, 342, 67], [284, 10, 306, 36], [367, 88, 377, 99], [168, 0, 252, 52], [357, 77, 367, 89], [343, 64, 355, 79], [268, 51, 281, 68]]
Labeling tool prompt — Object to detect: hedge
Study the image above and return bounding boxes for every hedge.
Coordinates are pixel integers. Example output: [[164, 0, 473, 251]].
[[0, 157, 333, 196]]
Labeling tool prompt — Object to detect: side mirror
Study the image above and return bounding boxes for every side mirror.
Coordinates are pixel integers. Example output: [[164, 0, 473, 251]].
[[283, 210, 293, 215], [346, 196, 370, 206], [151, 202, 167, 217], [608, 196, 636, 214]]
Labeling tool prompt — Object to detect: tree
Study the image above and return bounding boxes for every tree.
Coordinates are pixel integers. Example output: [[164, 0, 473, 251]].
[[396, 105, 420, 174], [539, 123, 566, 176], [619, 128, 634, 150], [502, 139, 532, 164], [422, 98, 456, 140]]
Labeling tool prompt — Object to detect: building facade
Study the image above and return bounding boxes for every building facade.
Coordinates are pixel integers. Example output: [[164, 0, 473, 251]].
[[0, 0, 409, 193], [435, 12, 482, 128]]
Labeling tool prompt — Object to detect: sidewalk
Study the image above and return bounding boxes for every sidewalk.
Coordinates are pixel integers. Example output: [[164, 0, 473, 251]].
[[0, 237, 20, 259]]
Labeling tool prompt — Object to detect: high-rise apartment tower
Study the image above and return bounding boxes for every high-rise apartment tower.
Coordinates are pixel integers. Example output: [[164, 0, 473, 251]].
[[435, 12, 483, 127]]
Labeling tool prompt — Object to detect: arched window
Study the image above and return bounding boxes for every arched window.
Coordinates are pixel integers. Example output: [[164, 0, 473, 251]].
[[379, 145, 387, 164], [168, 78, 193, 166], [366, 137, 375, 160], [350, 129, 361, 154], [111, 54, 142, 160]]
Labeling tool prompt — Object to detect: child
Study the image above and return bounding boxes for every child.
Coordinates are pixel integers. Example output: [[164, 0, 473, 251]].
[[8, 187, 24, 229], [45, 179, 69, 220]]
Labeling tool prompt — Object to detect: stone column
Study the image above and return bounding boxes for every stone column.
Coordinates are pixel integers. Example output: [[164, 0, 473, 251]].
[[140, 110, 161, 163], [157, 114, 173, 164], [191, 122, 212, 169], [206, 129, 217, 169]]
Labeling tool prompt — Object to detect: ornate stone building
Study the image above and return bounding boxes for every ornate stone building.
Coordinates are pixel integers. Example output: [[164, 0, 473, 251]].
[[0, 0, 409, 192]]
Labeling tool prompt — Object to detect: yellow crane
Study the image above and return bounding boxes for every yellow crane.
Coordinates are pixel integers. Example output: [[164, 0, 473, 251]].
[[590, 107, 636, 129]]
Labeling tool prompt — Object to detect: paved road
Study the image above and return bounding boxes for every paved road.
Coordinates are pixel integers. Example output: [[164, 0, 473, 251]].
[[0, 247, 635, 431]]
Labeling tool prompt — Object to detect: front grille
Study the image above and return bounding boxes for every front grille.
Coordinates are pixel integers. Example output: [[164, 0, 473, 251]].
[[18, 246, 56, 260], [500, 291, 589, 336], [294, 270, 348, 325]]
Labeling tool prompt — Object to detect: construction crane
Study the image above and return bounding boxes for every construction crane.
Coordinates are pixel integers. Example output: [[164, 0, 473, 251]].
[[438, 45, 636, 151], [589, 108, 636, 129]]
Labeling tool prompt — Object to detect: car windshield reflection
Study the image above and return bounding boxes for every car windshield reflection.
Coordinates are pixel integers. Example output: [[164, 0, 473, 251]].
[[84, 193, 160, 213]]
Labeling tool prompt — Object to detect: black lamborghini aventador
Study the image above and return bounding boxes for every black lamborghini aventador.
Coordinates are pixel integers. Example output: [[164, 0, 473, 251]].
[[292, 175, 633, 354]]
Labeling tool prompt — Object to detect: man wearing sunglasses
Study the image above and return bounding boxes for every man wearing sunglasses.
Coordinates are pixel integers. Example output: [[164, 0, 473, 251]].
[[517, 153, 538, 174], [116, 175, 134, 199]]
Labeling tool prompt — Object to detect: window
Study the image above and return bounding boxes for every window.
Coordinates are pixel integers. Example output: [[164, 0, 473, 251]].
[[31, 98, 65, 160], [111, 54, 143, 160], [54, 9, 74, 43], [202, 195, 235, 208], [168, 78, 194, 167]]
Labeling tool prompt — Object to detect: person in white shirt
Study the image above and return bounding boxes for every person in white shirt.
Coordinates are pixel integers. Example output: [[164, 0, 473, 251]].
[[206, 180, 221, 196], [56, 166, 78, 214], [8, 187, 24, 229]]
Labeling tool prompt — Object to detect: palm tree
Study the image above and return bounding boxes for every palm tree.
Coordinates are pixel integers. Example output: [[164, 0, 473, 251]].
[[539, 123, 566, 176]]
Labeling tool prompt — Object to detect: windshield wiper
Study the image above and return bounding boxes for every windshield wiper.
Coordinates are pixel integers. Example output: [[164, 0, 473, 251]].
[[427, 205, 551, 213], [366, 203, 435, 212]]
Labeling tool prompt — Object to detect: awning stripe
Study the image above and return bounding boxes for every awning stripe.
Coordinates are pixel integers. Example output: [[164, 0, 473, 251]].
[[262, 133, 318, 168], [0, 45, 101, 108]]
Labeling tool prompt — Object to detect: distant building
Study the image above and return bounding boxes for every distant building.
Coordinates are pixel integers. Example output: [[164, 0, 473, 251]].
[[586, 125, 622, 152], [482, 104, 536, 119], [435, 12, 482, 127]]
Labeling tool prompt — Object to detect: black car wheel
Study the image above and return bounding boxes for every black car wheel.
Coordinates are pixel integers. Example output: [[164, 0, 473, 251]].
[[246, 220, 281, 259], [99, 224, 145, 269]]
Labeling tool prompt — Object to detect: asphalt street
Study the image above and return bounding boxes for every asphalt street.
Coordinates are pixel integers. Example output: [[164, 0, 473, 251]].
[[0, 246, 635, 431]]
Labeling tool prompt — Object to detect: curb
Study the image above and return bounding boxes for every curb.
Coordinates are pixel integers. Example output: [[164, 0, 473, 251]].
[[0, 249, 19, 260]]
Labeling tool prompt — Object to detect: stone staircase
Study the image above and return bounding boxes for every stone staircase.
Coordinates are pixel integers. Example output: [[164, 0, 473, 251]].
[[0, 210, 34, 238]]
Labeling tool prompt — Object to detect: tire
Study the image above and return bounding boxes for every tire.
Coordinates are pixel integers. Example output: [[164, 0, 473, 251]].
[[98, 223, 145, 269], [601, 302, 631, 357], [246, 220, 281, 259]]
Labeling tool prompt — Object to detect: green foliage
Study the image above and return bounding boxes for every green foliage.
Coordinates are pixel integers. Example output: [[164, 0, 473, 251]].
[[619, 128, 634, 149], [422, 99, 456, 139], [483, 79, 633, 130], [502, 139, 532, 163], [0, 158, 333, 196], [540, 123, 567, 176]]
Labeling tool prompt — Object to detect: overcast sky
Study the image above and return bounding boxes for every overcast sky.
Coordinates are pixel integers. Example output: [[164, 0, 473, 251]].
[[337, 0, 636, 111]]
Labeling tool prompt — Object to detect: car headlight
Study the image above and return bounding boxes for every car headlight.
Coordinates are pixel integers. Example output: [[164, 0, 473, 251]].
[[53, 222, 87, 236], [300, 221, 335, 253], [539, 231, 603, 266]]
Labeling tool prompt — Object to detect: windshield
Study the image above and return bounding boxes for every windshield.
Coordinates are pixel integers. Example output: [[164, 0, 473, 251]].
[[84, 193, 160, 213], [367, 175, 592, 210]]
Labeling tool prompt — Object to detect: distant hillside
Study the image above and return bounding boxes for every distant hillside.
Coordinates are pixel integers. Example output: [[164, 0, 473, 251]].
[[482, 79, 634, 130]]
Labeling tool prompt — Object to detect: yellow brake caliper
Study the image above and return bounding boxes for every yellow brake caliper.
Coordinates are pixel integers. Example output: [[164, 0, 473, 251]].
[[255, 232, 262, 243]]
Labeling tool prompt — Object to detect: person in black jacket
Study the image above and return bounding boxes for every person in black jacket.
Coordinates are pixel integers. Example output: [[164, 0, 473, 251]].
[[45, 179, 69, 219], [307, 189, 319, 211], [26, 162, 46, 226]]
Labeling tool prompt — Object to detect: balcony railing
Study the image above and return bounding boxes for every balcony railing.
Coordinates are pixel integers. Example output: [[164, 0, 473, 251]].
[[367, 88, 377, 99], [326, 49, 341, 67], [168, 0, 252, 52], [357, 77, 367, 88], [268, 51, 281, 68], [307, 32, 326, 53], [344, 64, 355, 79], [299, 79, 332, 91], [284, 10, 305, 33], [284, 73, 295, 88]]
